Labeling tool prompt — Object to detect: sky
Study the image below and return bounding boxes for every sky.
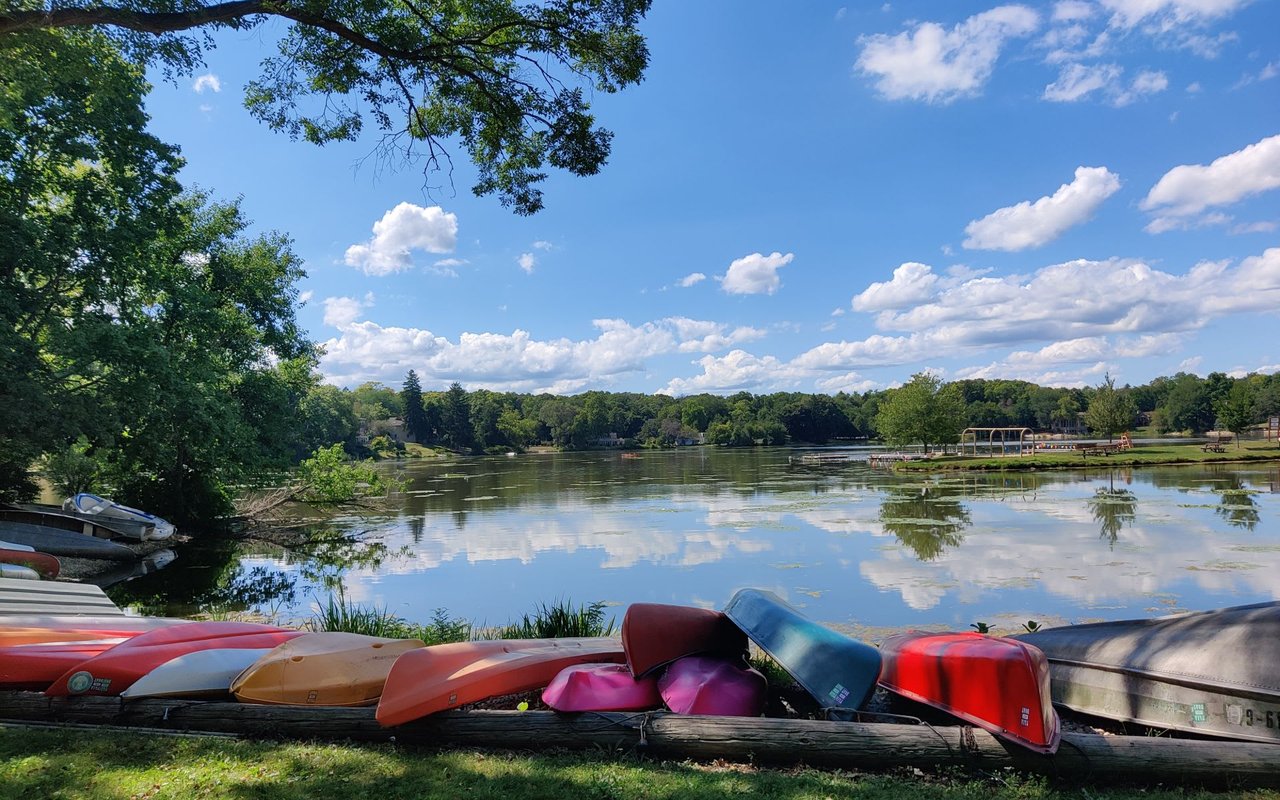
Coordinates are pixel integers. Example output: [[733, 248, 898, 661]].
[[140, 0, 1280, 397]]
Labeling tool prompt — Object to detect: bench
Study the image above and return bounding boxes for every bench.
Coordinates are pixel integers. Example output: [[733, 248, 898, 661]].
[[1202, 443, 1226, 453]]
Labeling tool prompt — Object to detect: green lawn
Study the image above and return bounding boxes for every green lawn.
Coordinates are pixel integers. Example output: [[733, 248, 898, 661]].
[[895, 439, 1280, 472], [1, 727, 1275, 800]]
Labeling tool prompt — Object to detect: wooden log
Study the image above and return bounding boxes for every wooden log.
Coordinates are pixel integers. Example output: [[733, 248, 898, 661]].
[[0, 693, 1277, 787]]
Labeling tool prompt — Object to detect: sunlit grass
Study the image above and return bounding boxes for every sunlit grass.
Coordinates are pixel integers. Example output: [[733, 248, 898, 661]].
[[897, 439, 1280, 472]]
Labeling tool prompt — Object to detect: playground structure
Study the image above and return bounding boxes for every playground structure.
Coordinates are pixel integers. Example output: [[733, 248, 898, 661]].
[[958, 427, 1034, 457]]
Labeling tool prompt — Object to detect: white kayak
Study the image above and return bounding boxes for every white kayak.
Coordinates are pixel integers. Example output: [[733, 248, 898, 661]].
[[0, 564, 41, 581], [0, 540, 35, 552], [121, 647, 275, 700], [65, 494, 175, 541]]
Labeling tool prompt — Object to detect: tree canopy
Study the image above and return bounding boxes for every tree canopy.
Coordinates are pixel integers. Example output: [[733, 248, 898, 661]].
[[875, 372, 965, 451], [1, 0, 652, 214], [1084, 374, 1137, 441]]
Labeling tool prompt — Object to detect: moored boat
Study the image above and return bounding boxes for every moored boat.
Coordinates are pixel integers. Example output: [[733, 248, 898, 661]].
[[657, 655, 767, 716], [232, 632, 424, 707], [878, 631, 1060, 753], [0, 519, 136, 561], [4, 505, 154, 542], [621, 602, 747, 677], [1015, 602, 1280, 745], [542, 663, 662, 712], [723, 588, 881, 712], [63, 494, 175, 541], [377, 637, 625, 727]]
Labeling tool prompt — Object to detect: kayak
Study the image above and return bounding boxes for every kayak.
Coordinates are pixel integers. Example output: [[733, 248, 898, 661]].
[[1015, 602, 1280, 745], [878, 631, 1060, 754], [377, 637, 625, 727], [0, 520, 136, 561], [542, 663, 662, 712], [723, 588, 881, 711], [621, 603, 747, 677], [0, 540, 34, 552], [64, 494, 175, 541], [657, 655, 767, 717], [122, 647, 276, 700], [0, 548, 59, 580], [0, 564, 40, 580], [0, 639, 127, 690], [232, 632, 425, 707], [0, 615, 182, 646], [45, 621, 302, 697]]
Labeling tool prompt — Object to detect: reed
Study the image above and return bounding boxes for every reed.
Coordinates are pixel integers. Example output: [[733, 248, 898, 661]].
[[491, 599, 616, 639]]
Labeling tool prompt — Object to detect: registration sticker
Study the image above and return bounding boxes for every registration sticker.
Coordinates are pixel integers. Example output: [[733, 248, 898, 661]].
[[828, 683, 850, 704]]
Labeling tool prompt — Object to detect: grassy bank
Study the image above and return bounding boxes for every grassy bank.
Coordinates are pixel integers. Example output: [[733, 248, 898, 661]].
[[895, 439, 1280, 472], [2, 726, 1274, 800]]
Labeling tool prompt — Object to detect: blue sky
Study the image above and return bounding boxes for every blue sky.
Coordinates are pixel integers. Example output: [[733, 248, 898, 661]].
[[142, 0, 1280, 396]]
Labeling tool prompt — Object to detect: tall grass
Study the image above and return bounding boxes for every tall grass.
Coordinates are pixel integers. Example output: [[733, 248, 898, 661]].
[[491, 599, 616, 639]]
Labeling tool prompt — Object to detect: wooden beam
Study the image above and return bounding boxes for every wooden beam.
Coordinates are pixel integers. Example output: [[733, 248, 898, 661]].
[[0, 693, 1277, 786]]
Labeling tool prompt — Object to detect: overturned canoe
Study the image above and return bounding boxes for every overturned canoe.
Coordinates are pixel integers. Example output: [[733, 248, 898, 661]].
[[123, 648, 276, 700], [658, 655, 767, 717], [723, 588, 880, 711], [232, 632, 424, 707], [0, 519, 136, 561], [878, 631, 1059, 754], [621, 602, 747, 677], [543, 663, 661, 713], [1015, 602, 1280, 745], [0, 548, 59, 580], [377, 637, 625, 727]]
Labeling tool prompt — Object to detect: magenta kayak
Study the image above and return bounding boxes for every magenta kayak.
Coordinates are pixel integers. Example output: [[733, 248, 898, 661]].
[[658, 656, 766, 717], [542, 663, 661, 712]]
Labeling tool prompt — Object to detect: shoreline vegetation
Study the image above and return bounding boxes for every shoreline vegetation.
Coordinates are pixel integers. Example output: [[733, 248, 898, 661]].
[[892, 438, 1280, 472]]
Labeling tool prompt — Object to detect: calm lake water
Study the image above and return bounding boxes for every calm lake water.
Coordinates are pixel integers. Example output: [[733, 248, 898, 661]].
[[112, 448, 1280, 631]]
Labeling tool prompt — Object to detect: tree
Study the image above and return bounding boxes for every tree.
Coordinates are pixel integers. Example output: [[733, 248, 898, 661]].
[[439, 382, 473, 452], [875, 373, 965, 452], [1084, 374, 1137, 442], [2, 0, 652, 215], [1215, 381, 1255, 449], [401, 370, 428, 442]]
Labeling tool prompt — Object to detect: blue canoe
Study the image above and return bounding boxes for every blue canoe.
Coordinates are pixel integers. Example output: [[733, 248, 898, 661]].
[[723, 588, 881, 711], [0, 520, 136, 561]]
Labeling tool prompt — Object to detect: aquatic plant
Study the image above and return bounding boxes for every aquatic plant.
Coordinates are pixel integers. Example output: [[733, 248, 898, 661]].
[[1021, 620, 1041, 633], [492, 599, 616, 639], [969, 622, 991, 634]]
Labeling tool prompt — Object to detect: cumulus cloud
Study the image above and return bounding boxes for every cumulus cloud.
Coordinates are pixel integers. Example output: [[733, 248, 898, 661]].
[[720, 252, 793, 295], [678, 272, 707, 288], [517, 253, 536, 274], [1053, 1, 1096, 22], [1043, 64, 1166, 105], [322, 295, 369, 328], [192, 74, 221, 93], [963, 166, 1121, 251], [660, 351, 792, 396], [852, 262, 940, 311], [343, 203, 458, 276], [1141, 134, 1280, 232], [856, 5, 1040, 103], [1099, 0, 1251, 28]]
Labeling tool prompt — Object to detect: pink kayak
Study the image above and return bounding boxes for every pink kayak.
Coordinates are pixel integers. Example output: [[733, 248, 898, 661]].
[[658, 655, 767, 716], [543, 663, 662, 712]]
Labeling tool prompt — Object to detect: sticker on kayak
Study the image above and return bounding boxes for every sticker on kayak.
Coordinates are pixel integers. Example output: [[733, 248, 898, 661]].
[[828, 683, 850, 704], [67, 671, 112, 694], [1020, 707, 1030, 726]]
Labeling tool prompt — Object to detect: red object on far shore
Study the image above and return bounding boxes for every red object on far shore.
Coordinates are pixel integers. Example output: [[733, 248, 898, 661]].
[[621, 603, 747, 677], [877, 631, 1060, 754]]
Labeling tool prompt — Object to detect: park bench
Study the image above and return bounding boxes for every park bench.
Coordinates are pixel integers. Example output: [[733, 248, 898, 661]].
[[1203, 433, 1233, 453]]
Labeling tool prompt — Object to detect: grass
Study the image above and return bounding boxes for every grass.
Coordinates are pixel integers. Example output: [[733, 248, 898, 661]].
[[489, 599, 616, 639], [1, 726, 1273, 800], [896, 439, 1280, 472]]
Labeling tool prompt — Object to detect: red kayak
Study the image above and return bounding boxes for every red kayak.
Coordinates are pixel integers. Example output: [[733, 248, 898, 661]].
[[45, 621, 302, 697], [878, 631, 1060, 754], [0, 548, 60, 580], [542, 663, 662, 712], [0, 615, 183, 647], [0, 639, 126, 690], [621, 603, 747, 677]]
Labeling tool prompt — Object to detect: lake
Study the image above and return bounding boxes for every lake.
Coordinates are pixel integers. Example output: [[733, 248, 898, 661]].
[[111, 447, 1280, 632]]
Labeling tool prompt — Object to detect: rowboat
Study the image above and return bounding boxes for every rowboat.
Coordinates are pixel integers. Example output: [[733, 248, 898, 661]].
[[45, 621, 302, 697], [877, 631, 1060, 753], [232, 632, 424, 707], [3, 505, 154, 542], [542, 663, 662, 712], [723, 588, 881, 711], [657, 655, 767, 716], [0, 519, 136, 560], [377, 637, 625, 727], [621, 602, 747, 677], [0, 548, 59, 580], [1015, 602, 1280, 744], [63, 494, 175, 541], [122, 647, 275, 700]]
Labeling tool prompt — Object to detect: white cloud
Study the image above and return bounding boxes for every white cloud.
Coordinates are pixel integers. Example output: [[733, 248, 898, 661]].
[[963, 166, 1121, 251], [1044, 63, 1123, 101], [1053, 1, 1097, 22], [668, 318, 768, 353], [856, 5, 1040, 103], [1141, 134, 1280, 231], [322, 296, 369, 328], [192, 74, 221, 93], [1099, 0, 1251, 28], [1112, 69, 1169, 105], [678, 272, 707, 288], [720, 252, 794, 295], [532, 240, 553, 250], [517, 253, 536, 274], [1179, 355, 1204, 372], [344, 203, 458, 276], [1231, 220, 1279, 234], [660, 350, 792, 396], [298, 290, 314, 304], [852, 262, 939, 311]]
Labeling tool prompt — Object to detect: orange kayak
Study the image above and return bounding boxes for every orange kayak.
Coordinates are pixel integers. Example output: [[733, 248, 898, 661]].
[[621, 603, 747, 677], [376, 637, 624, 727], [0, 615, 183, 647], [232, 632, 424, 707]]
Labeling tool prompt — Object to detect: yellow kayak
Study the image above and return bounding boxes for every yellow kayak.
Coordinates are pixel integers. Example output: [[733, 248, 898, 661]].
[[231, 632, 424, 707]]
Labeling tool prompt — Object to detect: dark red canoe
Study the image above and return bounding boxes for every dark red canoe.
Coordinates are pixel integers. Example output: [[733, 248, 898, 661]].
[[0, 548, 60, 580], [621, 603, 747, 677], [878, 631, 1060, 754], [0, 639, 126, 690]]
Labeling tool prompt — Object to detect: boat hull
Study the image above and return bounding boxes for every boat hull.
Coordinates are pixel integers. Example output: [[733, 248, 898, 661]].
[[123, 648, 276, 700], [658, 655, 766, 717], [0, 615, 181, 646], [65, 494, 175, 541], [0, 639, 127, 690], [543, 663, 662, 712], [0, 520, 136, 560], [621, 603, 747, 677], [377, 637, 625, 726], [1016, 602, 1280, 744], [0, 548, 59, 580], [723, 588, 880, 711], [878, 631, 1060, 754], [232, 632, 425, 707]]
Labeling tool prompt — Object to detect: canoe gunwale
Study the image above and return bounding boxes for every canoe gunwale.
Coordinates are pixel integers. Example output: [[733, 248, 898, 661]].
[[1043, 656, 1280, 702]]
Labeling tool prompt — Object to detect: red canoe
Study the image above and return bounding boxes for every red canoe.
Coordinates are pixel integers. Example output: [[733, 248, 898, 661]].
[[0, 548, 60, 580], [877, 631, 1060, 754], [0, 615, 183, 647], [45, 621, 301, 697], [621, 603, 747, 677], [0, 639, 126, 690], [377, 637, 625, 727]]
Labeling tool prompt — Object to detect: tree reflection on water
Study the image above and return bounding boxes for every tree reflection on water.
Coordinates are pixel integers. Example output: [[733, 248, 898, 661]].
[[1088, 471, 1138, 547], [878, 484, 973, 561]]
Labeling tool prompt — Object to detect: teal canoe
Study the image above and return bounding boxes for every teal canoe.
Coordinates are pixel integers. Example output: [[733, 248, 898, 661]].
[[723, 588, 881, 711]]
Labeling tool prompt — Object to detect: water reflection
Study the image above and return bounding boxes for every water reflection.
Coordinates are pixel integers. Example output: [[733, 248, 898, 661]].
[[1087, 473, 1139, 547], [878, 484, 972, 561]]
